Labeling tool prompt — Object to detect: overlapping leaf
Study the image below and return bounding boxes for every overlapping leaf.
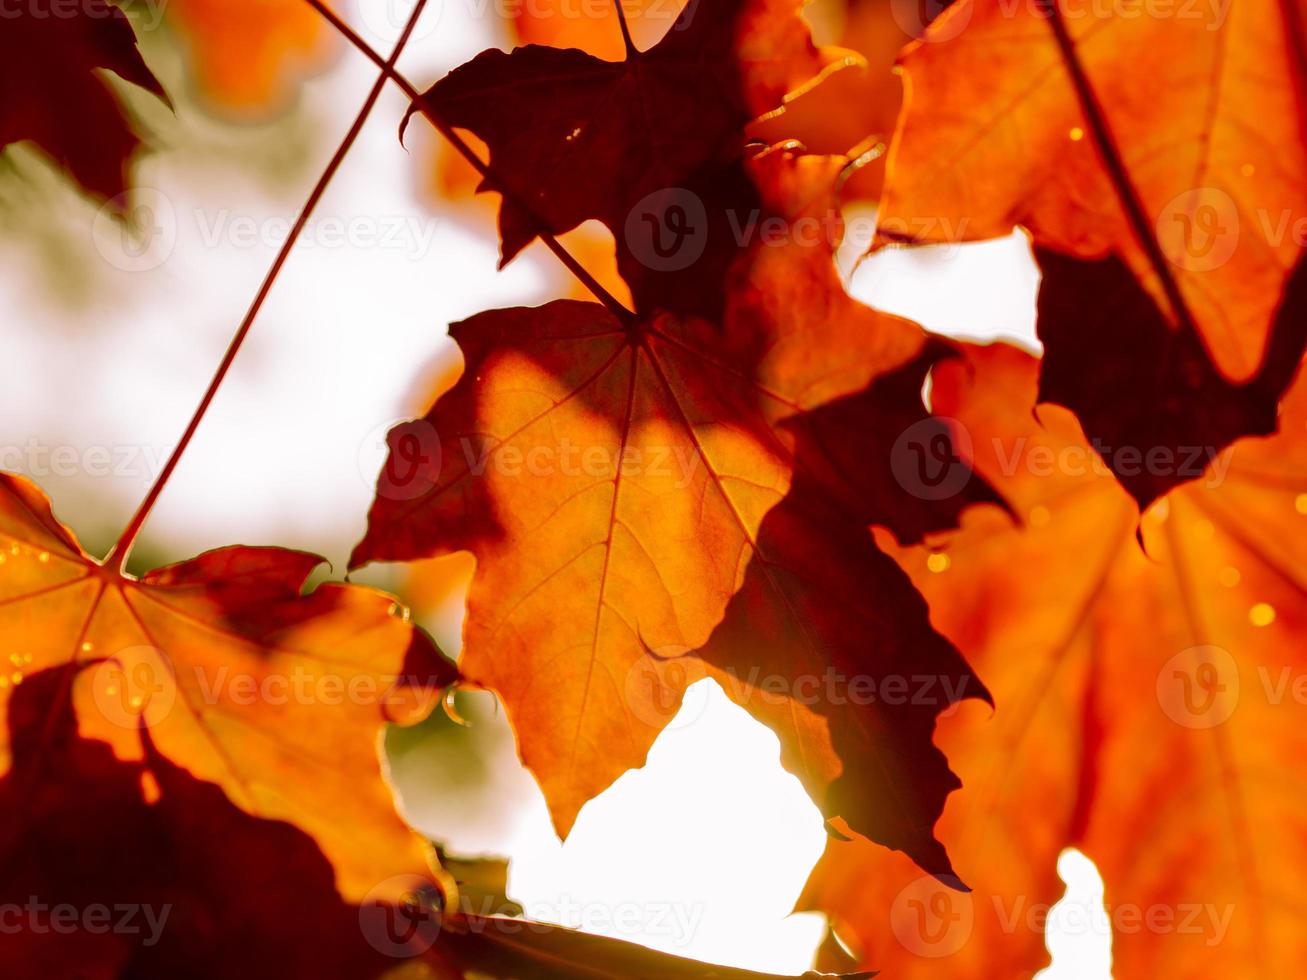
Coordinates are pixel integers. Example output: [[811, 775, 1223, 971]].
[[692, 341, 1000, 876], [0, 0, 167, 200], [875, 0, 1307, 500], [1, 667, 409, 976], [354, 148, 989, 872], [1, 665, 865, 978], [800, 343, 1307, 978], [0, 473, 451, 901], [413, 0, 853, 314], [1035, 248, 1307, 507], [881, 0, 1307, 380], [749, 0, 933, 200]]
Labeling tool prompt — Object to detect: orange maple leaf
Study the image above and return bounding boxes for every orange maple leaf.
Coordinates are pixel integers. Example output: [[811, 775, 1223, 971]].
[[354, 148, 996, 873], [800, 342, 1307, 978], [879, 0, 1307, 383], [0, 473, 452, 901]]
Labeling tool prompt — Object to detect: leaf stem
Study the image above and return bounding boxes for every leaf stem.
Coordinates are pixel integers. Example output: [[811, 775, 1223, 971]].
[[300, 0, 637, 323], [612, 0, 638, 58], [1039, 0, 1198, 335], [105, 0, 432, 573]]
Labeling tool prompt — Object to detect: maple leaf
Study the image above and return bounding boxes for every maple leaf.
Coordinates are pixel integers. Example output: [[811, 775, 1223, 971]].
[[3, 665, 865, 978], [165, 0, 342, 117], [799, 342, 1307, 978], [1036, 248, 1307, 507], [412, 0, 852, 315], [691, 341, 1001, 877], [0, 666, 417, 977], [353, 148, 986, 872], [749, 0, 936, 201], [0, 472, 453, 902], [872, 0, 1307, 499], [0, 0, 167, 201], [880, 0, 1306, 380]]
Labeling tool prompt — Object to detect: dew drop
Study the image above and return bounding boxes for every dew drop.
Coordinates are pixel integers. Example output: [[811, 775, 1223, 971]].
[[1029, 505, 1051, 528], [926, 553, 952, 574], [1069, 127, 1085, 141], [1249, 603, 1276, 627]]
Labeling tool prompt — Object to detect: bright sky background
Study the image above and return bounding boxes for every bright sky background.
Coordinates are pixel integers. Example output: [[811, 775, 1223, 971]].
[[0, 0, 1114, 974]]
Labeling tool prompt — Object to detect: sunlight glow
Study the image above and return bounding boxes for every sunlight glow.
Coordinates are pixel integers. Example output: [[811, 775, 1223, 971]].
[[504, 681, 829, 972], [1036, 849, 1114, 980]]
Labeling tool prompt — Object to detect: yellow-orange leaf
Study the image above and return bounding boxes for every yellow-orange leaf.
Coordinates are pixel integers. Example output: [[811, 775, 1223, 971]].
[[354, 149, 951, 855], [0, 473, 451, 901]]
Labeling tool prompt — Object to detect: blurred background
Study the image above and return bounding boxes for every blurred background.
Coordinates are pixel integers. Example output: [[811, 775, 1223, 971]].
[[0, 0, 1112, 973]]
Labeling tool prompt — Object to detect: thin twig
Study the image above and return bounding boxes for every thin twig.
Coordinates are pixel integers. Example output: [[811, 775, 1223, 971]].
[[106, 0, 433, 573], [301, 0, 636, 322]]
